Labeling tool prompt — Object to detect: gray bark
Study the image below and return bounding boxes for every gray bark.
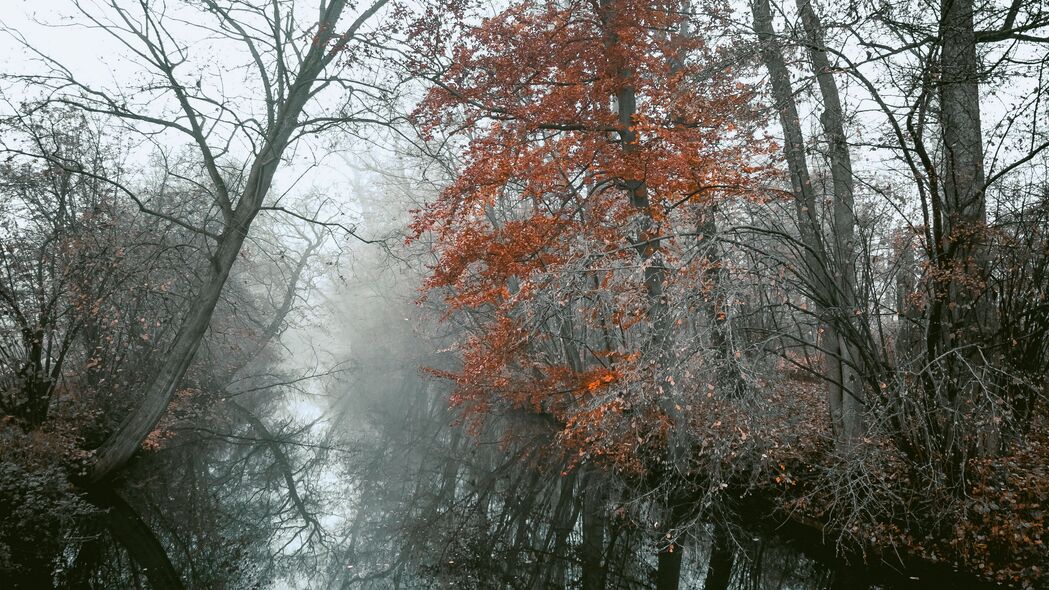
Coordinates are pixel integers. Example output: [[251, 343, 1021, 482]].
[[90, 224, 251, 481], [580, 470, 607, 590], [794, 0, 865, 441], [751, 0, 864, 442], [599, 0, 686, 462], [895, 235, 921, 364], [696, 208, 745, 396], [542, 472, 578, 588], [938, 0, 992, 346], [936, 0, 999, 460]]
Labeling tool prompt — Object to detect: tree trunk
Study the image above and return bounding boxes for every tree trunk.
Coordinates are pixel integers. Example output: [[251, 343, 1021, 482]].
[[88, 222, 254, 481], [751, 0, 861, 443], [936, 0, 997, 461], [939, 0, 988, 294], [937, 0, 992, 352], [794, 0, 866, 441], [656, 540, 683, 590], [895, 234, 921, 364], [543, 472, 578, 588], [697, 207, 745, 396], [655, 499, 689, 590], [599, 0, 686, 464], [87, 0, 361, 482]]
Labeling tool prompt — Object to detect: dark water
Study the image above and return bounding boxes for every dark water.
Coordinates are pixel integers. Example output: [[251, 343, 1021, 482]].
[[690, 524, 1004, 590]]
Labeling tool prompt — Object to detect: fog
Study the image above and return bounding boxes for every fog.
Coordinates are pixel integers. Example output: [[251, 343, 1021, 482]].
[[1, 0, 1046, 589]]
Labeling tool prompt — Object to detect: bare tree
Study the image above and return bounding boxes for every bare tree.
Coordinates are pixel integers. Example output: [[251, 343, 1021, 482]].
[[4, 0, 391, 483], [750, 0, 868, 443]]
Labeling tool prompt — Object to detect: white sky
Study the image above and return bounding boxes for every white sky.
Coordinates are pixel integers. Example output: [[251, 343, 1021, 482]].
[[0, 0, 385, 237]]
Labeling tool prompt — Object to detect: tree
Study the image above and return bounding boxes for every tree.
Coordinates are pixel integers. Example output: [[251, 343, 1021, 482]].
[[409, 0, 766, 587], [2, 0, 397, 586], [4, 0, 391, 485], [413, 0, 760, 454], [739, 0, 1049, 577], [750, 0, 869, 445]]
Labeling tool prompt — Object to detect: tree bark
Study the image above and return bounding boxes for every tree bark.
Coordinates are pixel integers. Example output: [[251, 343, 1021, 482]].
[[938, 0, 992, 348], [895, 234, 921, 364], [794, 0, 866, 441], [599, 0, 687, 465], [702, 523, 735, 590], [697, 207, 746, 396], [936, 0, 998, 461], [751, 0, 862, 443], [543, 471, 578, 588], [88, 221, 253, 482]]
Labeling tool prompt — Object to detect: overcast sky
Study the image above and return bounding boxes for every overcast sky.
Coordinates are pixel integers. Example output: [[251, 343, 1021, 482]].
[[0, 1, 386, 238]]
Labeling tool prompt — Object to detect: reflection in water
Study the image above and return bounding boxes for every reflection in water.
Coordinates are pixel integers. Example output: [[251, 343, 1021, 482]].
[[678, 525, 832, 590], [676, 524, 995, 590], [321, 281, 1003, 590]]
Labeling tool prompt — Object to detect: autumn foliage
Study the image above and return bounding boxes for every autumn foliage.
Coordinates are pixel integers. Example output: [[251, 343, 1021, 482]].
[[410, 0, 767, 472], [404, 0, 1049, 586]]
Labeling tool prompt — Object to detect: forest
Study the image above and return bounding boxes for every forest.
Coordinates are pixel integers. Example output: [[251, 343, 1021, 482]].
[[0, 0, 1047, 588]]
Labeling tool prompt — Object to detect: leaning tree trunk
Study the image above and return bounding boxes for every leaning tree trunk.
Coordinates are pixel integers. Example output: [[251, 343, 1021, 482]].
[[87, 0, 365, 482], [88, 220, 253, 482], [794, 0, 867, 441], [751, 0, 862, 443], [86, 487, 185, 590]]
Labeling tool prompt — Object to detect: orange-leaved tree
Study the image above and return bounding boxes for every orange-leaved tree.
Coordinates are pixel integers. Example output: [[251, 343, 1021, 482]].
[[411, 0, 767, 476]]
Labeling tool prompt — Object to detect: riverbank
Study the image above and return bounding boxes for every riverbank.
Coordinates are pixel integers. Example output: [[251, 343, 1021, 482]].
[[710, 385, 1049, 589]]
